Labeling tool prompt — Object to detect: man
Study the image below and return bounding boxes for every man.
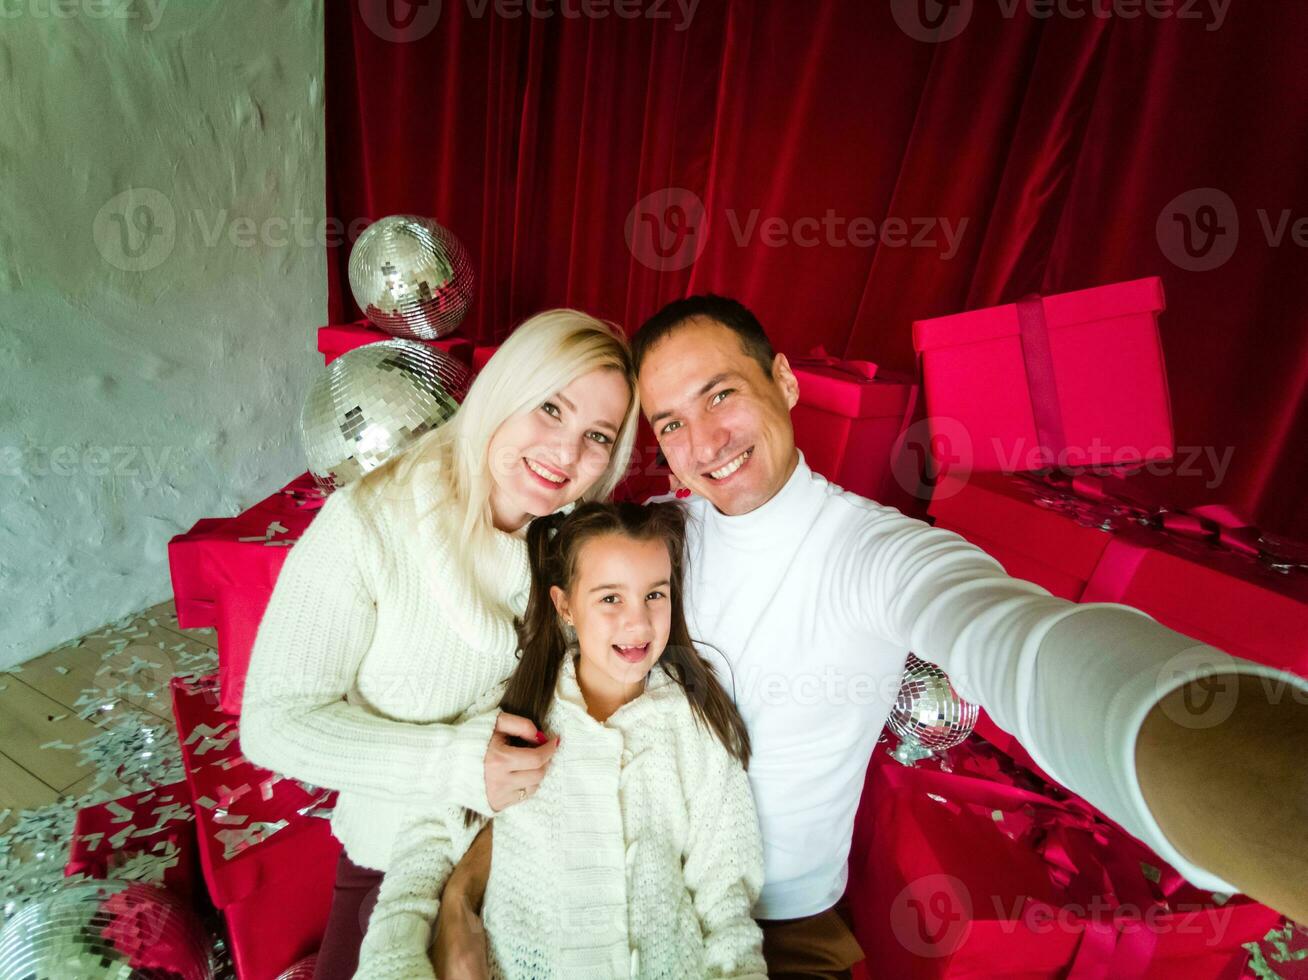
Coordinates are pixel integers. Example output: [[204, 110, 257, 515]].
[[438, 295, 1307, 978]]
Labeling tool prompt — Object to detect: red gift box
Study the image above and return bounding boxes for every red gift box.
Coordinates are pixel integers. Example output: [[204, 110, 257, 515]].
[[790, 351, 918, 504], [168, 518, 226, 630], [912, 277, 1174, 474], [928, 471, 1308, 775], [167, 473, 326, 715], [929, 471, 1308, 672], [846, 739, 1279, 979], [472, 343, 499, 373], [316, 320, 473, 367], [65, 782, 201, 903], [172, 674, 340, 979]]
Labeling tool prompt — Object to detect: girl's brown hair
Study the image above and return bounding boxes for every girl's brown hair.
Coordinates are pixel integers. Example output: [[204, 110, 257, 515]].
[[506, 500, 751, 767]]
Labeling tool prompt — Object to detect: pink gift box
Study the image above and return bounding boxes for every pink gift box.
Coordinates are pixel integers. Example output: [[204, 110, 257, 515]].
[[912, 277, 1174, 473], [790, 353, 919, 504], [167, 473, 326, 715], [929, 471, 1308, 672], [928, 471, 1308, 775], [172, 674, 340, 979], [846, 739, 1279, 979], [66, 782, 201, 904], [317, 319, 473, 367]]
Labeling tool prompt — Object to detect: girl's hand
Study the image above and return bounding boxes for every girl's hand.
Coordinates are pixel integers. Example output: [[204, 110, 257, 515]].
[[483, 711, 558, 812]]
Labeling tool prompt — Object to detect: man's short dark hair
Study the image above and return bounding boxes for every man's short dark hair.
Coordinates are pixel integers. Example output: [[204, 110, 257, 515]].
[[632, 294, 776, 378]]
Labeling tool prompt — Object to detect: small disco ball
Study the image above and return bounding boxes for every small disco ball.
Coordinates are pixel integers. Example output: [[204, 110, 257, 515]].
[[274, 954, 317, 979], [0, 878, 216, 979], [886, 653, 978, 766], [348, 214, 475, 340], [301, 338, 472, 493]]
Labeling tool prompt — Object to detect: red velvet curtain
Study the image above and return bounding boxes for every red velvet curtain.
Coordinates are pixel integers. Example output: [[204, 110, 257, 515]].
[[326, 0, 1307, 539]]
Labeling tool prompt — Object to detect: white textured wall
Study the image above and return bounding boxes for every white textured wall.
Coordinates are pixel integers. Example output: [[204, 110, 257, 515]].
[[0, 1, 326, 668]]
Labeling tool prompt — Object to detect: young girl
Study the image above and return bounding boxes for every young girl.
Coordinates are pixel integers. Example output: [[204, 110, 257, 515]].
[[239, 311, 642, 980], [354, 502, 768, 979]]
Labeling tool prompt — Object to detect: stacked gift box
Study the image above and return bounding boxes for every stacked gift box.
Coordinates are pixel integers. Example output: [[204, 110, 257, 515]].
[[835, 274, 1303, 974], [908, 274, 1307, 779], [168, 673, 341, 979]]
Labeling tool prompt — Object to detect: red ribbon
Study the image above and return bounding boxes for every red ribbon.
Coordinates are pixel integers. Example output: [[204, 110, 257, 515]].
[[1016, 294, 1070, 470]]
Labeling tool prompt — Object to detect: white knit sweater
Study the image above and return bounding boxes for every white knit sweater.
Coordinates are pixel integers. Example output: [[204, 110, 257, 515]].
[[354, 653, 768, 980], [239, 470, 531, 871]]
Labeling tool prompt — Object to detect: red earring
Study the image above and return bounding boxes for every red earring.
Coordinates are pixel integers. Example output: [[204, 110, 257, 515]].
[[675, 488, 692, 499]]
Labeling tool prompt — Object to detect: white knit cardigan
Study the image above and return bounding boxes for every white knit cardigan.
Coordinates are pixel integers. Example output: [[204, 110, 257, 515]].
[[354, 653, 769, 980], [239, 470, 531, 871]]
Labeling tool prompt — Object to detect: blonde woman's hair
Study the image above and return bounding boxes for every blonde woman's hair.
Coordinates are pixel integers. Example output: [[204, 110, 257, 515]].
[[355, 309, 640, 620]]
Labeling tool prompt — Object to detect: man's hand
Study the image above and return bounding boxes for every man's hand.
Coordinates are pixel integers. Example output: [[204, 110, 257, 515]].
[[435, 823, 493, 979], [1136, 672, 1308, 922], [484, 711, 557, 812]]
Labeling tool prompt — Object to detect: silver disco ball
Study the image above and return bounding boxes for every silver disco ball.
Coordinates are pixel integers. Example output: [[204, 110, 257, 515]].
[[0, 879, 216, 979], [348, 215, 475, 339], [275, 955, 317, 979], [300, 339, 472, 492], [886, 653, 978, 765]]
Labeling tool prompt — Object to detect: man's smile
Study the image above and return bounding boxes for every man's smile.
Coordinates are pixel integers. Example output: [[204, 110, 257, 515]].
[[705, 447, 753, 481]]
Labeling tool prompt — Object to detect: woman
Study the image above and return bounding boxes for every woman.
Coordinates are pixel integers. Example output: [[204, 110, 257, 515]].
[[239, 309, 641, 979], [355, 502, 767, 979]]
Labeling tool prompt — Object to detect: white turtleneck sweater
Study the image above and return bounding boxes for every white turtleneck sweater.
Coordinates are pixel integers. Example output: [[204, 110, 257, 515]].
[[355, 653, 767, 980], [666, 451, 1308, 919], [239, 471, 531, 871]]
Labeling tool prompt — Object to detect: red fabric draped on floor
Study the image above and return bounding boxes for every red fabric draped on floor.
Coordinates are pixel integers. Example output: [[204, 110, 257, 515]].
[[325, 0, 1307, 539]]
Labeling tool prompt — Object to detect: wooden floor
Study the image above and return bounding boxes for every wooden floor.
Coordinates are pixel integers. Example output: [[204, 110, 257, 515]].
[[0, 599, 217, 836]]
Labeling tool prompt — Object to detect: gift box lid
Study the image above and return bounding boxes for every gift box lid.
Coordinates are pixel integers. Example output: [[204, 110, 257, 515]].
[[792, 361, 916, 419], [317, 321, 473, 365], [912, 277, 1166, 352]]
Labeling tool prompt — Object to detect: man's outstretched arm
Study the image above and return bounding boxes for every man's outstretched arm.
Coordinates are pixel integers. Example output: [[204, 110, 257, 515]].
[[843, 507, 1308, 920], [433, 822, 493, 979]]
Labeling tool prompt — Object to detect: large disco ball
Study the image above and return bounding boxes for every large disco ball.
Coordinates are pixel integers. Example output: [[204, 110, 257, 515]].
[[886, 653, 978, 766], [349, 215, 475, 339], [0, 879, 216, 979], [301, 339, 472, 493], [274, 954, 317, 979]]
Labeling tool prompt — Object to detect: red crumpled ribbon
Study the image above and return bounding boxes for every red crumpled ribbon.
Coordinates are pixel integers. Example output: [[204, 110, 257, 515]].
[[882, 746, 1193, 977]]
